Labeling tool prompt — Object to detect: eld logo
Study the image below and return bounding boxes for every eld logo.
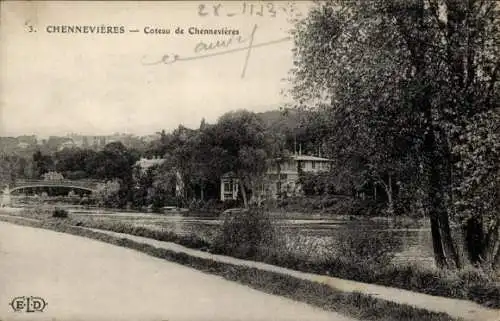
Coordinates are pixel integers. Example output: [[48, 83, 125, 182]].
[[10, 296, 47, 313]]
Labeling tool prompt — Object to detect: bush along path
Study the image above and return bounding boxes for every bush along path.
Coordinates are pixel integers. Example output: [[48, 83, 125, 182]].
[[0, 215, 498, 321]]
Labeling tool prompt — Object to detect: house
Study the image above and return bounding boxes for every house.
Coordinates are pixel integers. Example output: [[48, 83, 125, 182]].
[[265, 154, 333, 198], [220, 154, 333, 201], [220, 172, 239, 201], [42, 171, 64, 181], [17, 142, 30, 149], [58, 139, 76, 151], [135, 157, 166, 173]]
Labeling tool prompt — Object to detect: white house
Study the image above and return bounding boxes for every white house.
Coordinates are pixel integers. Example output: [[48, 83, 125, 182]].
[[135, 157, 166, 173], [220, 172, 239, 201], [220, 154, 333, 201], [42, 171, 64, 181]]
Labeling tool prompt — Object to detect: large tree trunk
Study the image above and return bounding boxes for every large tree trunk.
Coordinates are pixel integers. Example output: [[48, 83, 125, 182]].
[[387, 174, 394, 215], [430, 216, 447, 268], [439, 208, 462, 269], [484, 217, 500, 269], [276, 162, 281, 198], [424, 141, 447, 268], [492, 231, 500, 270], [379, 176, 394, 216], [239, 177, 248, 208], [440, 141, 461, 269], [463, 216, 485, 265], [401, 0, 451, 269], [404, 1, 461, 269], [424, 130, 461, 269]]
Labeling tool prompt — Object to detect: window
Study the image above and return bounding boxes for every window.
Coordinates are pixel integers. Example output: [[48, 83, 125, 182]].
[[223, 182, 232, 192], [312, 161, 316, 169]]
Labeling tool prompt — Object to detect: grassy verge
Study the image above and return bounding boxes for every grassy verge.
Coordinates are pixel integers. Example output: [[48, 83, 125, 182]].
[[4, 207, 500, 309], [76, 212, 500, 309], [76, 219, 212, 249], [0, 215, 460, 321]]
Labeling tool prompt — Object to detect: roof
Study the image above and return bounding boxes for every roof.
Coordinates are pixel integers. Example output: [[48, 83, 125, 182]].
[[292, 155, 332, 162], [135, 157, 166, 169], [221, 171, 237, 178]]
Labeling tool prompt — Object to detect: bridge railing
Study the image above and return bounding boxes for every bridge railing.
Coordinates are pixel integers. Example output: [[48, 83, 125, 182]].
[[11, 179, 104, 189]]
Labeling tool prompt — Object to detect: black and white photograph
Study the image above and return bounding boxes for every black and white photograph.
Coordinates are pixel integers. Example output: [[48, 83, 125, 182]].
[[0, 1, 499, 320]]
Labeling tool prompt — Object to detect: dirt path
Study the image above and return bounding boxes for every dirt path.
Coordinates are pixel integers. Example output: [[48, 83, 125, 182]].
[[0, 221, 356, 321], [88, 227, 500, 321]]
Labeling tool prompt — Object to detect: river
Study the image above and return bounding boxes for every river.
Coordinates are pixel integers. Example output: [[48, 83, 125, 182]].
[[62, 207, 439, 267]]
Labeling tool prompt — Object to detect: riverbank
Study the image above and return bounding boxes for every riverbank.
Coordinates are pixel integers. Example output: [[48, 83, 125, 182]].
[[59, 216, 500, 307], [0, 216, 470, 321]]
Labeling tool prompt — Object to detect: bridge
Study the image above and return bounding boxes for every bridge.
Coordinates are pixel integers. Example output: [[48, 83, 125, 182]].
[[1, 179, 104, 206], [7, 179, 103, 193]]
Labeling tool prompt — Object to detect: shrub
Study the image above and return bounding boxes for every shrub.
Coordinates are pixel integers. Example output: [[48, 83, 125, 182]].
[[267, 233, 327, 268], [332, 229, 402, 267], [221, 199, 242, 210], [52, 208, 69, 218], [212, 208, 275, 259]]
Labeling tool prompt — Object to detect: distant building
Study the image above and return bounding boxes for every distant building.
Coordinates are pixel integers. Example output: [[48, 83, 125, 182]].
[[135, 157, 166, 173], [220, 154, 333, 202], [42, 171, 64, 181], [58, 139, 76, 151], [17, 142, 30, 149], [142, 133, 161, 144], [87, 136, 108, 150]]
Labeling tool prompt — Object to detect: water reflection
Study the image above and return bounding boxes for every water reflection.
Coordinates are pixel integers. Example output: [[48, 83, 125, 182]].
[[70, 209, 435, 266]]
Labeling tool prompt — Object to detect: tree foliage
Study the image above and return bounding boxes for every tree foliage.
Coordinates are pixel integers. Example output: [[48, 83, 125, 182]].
[[290, 0, 500, 269], [208, 110, 269, 207]]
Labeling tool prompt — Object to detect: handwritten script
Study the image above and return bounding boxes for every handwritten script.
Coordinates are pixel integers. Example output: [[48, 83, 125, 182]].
[[197, 2, 299, 18], [141, 24, 291, 78]]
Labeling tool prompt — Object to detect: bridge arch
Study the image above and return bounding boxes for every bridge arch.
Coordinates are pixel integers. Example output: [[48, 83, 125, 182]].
[[1, 179, 104, 206], [9, 185, 96, 194]]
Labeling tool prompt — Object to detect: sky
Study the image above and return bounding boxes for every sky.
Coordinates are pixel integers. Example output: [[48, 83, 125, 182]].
[[0, 1, 312, 137]]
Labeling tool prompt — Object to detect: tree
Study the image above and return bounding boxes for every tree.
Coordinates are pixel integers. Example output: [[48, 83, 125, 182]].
[[266, 134, 287, 198], [453, 110, 500, 268], [32, 150, 54, 178], [92, 142, 137, 181], [210, 110, 269, 208], [93, 179, 121, 208], [54, 147, 98, 179], [131, 164, 155, 208], [290, 0, 499, 269], [0, 155, 26, 186], [148, 157, 178, 209]]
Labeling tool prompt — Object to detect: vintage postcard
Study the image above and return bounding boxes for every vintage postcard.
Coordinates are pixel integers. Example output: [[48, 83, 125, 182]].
[[1, 1, 499, 321]]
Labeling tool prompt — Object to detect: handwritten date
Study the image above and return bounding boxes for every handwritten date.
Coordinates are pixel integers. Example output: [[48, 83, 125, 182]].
[[198, 2, 298, 18]]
